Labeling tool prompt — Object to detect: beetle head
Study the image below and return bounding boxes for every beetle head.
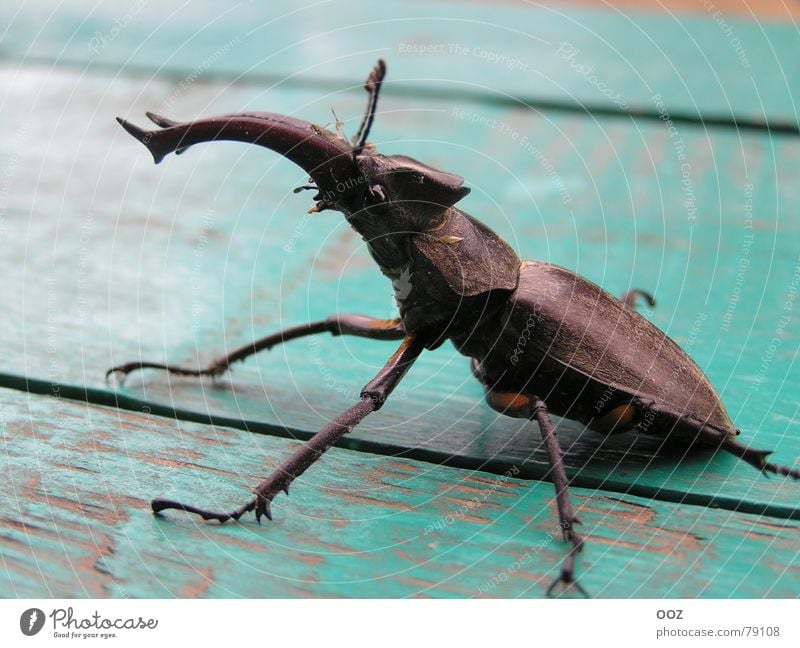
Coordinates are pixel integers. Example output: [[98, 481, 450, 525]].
[[296, 60, 470, 230], [346, 151, 469, 225]]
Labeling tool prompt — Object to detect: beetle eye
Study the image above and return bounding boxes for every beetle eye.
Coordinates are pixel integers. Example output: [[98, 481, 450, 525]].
[[362, 184, 389, 215]]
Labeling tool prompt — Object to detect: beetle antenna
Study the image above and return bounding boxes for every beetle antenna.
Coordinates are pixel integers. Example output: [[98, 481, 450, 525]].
[[352, 59, 386, 156]]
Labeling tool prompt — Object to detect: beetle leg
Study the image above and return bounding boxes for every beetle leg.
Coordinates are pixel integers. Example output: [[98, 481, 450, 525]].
[[530, 398, 588, 598], [720, 437, 800, 479], [352, 59, 387, 154], [620, 289, 656, 310], [630, 397, 800, 479], [485, 390, 587, 597], [152, 336, 425, 523], [588, 402, 639, 435], [106, 314, 404, 384]]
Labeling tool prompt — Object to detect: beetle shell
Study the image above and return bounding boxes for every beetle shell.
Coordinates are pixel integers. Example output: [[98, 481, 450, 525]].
[[458, 260, 736, 443]]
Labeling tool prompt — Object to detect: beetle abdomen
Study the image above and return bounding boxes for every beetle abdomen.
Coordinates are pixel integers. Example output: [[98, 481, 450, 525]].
[[476, 260, 735, 437]]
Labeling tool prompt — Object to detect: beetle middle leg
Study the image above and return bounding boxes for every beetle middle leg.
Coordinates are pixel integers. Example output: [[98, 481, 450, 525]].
[[620, 289, 656, 310], [152, 336, 425, 523], [486, 390, 588, 597], [107, 314, 404, 384]]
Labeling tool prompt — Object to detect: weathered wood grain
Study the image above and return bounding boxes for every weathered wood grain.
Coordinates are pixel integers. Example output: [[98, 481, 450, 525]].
[[1, 389, 798, 598], [1, 63, 798, 513]]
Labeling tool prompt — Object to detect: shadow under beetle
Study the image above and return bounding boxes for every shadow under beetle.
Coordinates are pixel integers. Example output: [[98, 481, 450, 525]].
[[112, 60, 799, 596]]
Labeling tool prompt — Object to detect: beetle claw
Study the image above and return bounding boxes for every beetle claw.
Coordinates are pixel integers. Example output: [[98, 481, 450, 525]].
[[546, 573, 590, 598], [255, 496, 273, 523], [105, 367, 127, 388]]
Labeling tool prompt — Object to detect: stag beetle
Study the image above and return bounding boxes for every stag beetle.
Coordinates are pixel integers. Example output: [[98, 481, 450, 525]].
[[112, 60, 799, 596]]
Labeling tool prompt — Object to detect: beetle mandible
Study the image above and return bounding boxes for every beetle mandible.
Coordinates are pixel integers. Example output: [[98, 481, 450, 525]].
[[112, 60, 799, 595]]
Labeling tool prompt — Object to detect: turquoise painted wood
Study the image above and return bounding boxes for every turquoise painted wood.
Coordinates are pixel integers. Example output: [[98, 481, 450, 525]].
[[1, 0, 799, 599], [1, 389, 798, 598], [0, 64, 798, 512], [1, 0, 798, 124]]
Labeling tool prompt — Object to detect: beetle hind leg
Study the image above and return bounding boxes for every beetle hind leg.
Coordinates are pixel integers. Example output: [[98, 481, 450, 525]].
[[486, 390, 588, 597], [531, 398, 588, 598], [629, 397, 800, 479], [588, 402, 640, 435]]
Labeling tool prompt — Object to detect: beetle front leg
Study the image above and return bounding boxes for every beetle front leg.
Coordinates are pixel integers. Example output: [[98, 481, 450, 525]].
[[152, 336, 424, 523], [107, 314, 404, 384]]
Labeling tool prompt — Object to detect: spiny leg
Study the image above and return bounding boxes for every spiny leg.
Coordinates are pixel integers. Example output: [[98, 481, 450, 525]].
[[107, 314, 404, 384], [152, 336, 425, 523], [620, 289, 656, 310], [485, 391, 587, 597], [629, 397, 800, 479], [721, 436, 800, 479], [531, 398, 587, 597]]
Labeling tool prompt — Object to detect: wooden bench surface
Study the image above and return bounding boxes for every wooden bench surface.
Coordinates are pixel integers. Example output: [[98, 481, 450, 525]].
[[1, 0, 798, 597]]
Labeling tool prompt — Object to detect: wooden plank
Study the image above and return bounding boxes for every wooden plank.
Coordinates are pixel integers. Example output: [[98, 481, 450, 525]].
[[0, 0, 798, 126], [1, 389, 798, 598], [1, 63, 799, 512]]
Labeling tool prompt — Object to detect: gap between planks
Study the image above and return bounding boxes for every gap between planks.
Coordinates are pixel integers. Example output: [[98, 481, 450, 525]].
[[1, 370, 798, 522]]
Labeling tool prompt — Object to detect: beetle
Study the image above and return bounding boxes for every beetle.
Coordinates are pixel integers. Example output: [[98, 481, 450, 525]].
[[111, 60, 799, 595]]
